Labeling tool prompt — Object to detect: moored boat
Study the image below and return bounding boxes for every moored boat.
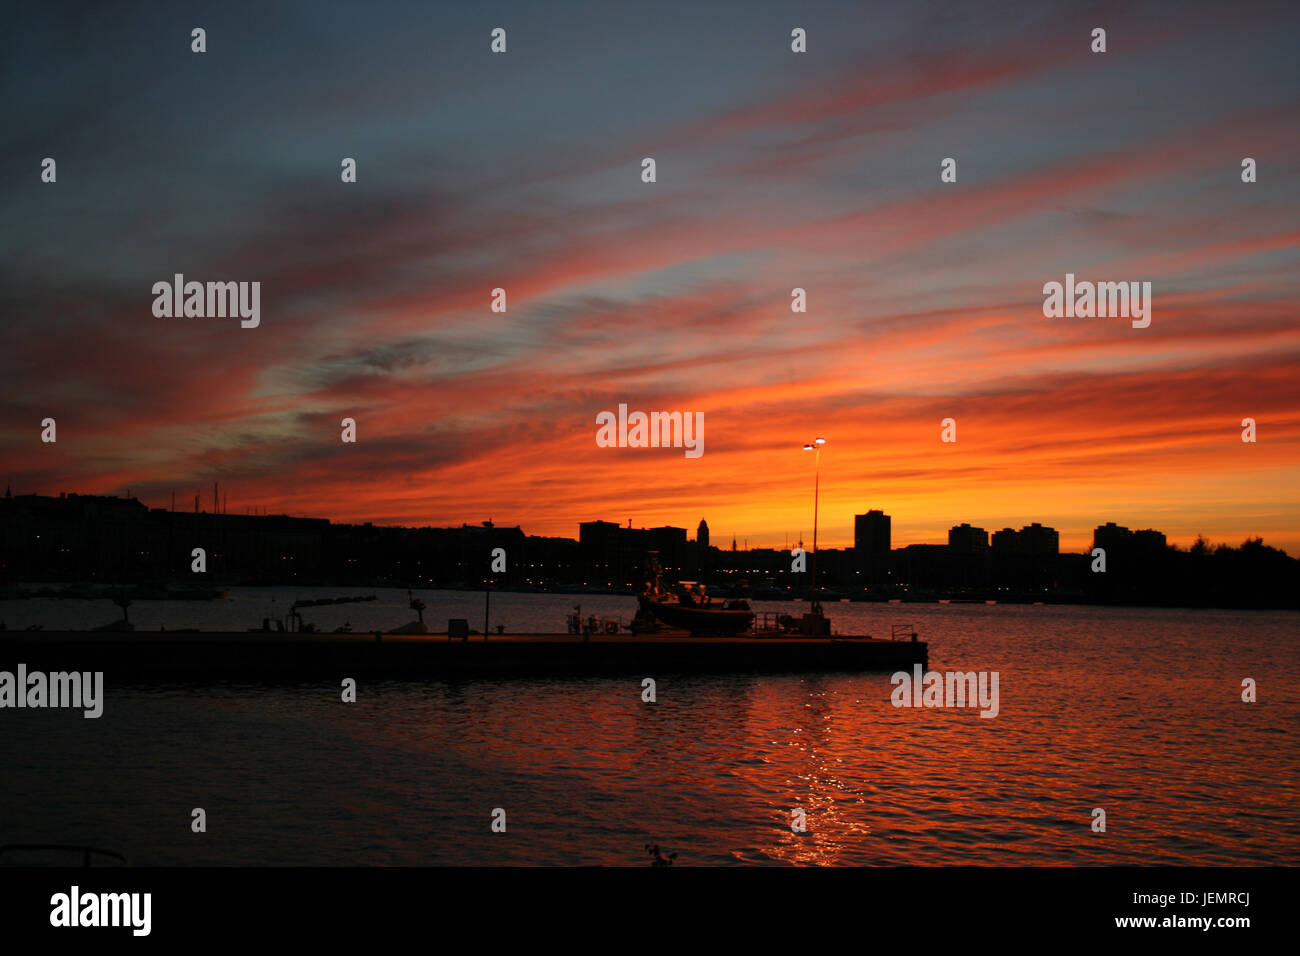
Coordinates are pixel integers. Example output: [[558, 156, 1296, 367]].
[[638, 559, 755, 635]]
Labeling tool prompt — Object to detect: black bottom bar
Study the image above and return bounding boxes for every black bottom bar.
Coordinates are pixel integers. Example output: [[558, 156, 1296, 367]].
[[0, 866, 1279, 943]]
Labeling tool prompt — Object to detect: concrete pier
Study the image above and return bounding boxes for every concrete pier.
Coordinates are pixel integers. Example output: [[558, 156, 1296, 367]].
[[0, 630, 927, 681]]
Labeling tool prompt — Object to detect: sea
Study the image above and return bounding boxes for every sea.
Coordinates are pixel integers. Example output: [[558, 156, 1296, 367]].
[[1, 588, 1296, 866]]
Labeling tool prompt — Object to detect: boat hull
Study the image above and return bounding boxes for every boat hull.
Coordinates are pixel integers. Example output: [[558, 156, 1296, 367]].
[[639, 597, 755, 635]]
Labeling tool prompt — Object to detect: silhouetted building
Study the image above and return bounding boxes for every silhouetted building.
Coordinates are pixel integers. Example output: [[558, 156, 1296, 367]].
[[854, 509, 891, 587], [944, 524, 989, 587], [892, 544, 951, 589], [578, 520, 687, 583], [1094, 521, 1164, 556], [579, 520, 621, 553], [992, 528, 1018, 552], [692, 519, 712, 579], [1019, 523, 1059, 555], [992, 523, 1059, 556], [1134, 529, 1167, 550], [855, 510, 891, 554], [1087, 522, 1174, 604], [1093, 522, 1132, 553], [647, 526, 688, 568], [3, 492, 1293, 608], [992, 523, 1059, 590], [948, 523, 989, 553]]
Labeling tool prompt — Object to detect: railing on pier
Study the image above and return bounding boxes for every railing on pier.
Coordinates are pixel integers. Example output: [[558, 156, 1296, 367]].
[[752, 612, 789, 634], [567, 613, 627, 635], [890, 624, 919, 642]]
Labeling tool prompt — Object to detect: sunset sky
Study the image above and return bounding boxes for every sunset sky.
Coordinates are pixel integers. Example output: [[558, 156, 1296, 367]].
[[2, 0, 1298, 554]]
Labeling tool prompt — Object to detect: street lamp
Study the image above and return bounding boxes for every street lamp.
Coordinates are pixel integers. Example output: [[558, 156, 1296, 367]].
[[802, 437, 826, 616]]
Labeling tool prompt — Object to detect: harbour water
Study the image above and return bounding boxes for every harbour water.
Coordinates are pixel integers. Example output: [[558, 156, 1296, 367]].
[[1, 590, 1296, 865]]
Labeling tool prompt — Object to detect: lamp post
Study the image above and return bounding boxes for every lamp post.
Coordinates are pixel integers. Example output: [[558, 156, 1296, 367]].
[[802, 437, 826, 616]]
